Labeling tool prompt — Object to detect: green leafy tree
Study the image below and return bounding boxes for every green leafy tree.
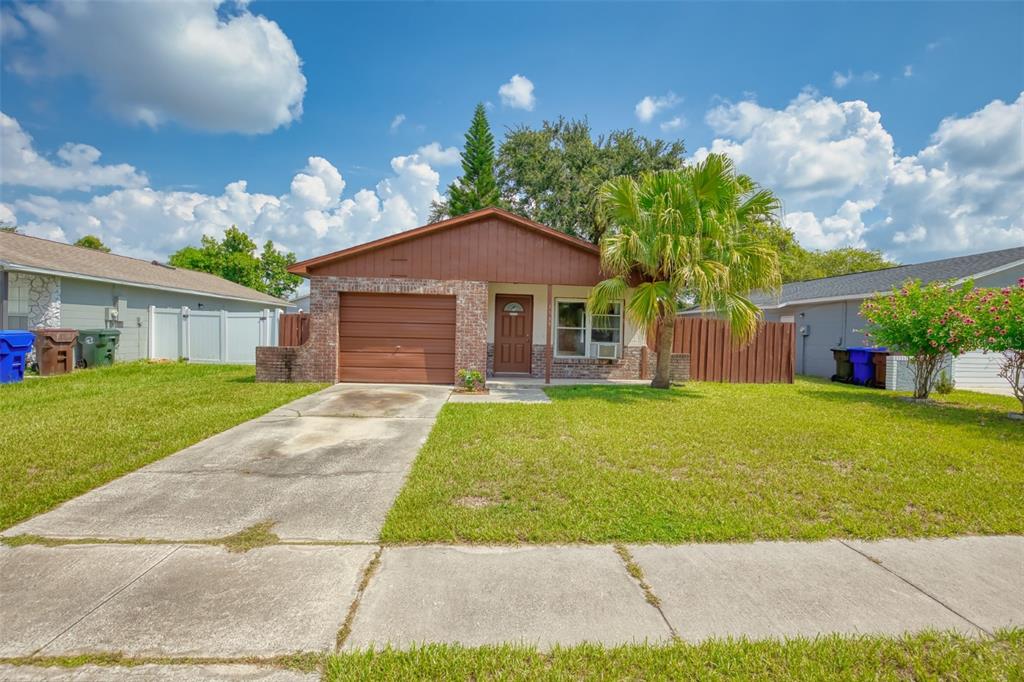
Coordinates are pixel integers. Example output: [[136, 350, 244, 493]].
[[0, 224, 19, 233], [497, 118, 686, 242], [968, 279, 1024, 413], [860, 280, 979, 399], [588, 154, 782, 389], [435, 103, 502, 220], [750, 223, 897, 282], [169, 226, 301, 299], [73, 235, 111, 252]]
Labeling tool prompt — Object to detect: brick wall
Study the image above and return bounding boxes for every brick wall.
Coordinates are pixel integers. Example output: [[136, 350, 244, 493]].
[[256, 276, 488, 384], [649, 351, 691, 383], [486, 343, 649, 380]]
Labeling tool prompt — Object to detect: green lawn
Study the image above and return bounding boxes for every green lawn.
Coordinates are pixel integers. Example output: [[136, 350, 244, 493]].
[[381, 378, 1024, 544], [326, 630, 1023, 681], [0, 362, 325, 529]]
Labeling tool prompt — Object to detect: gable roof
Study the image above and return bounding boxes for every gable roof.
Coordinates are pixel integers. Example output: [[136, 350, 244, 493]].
[[289, 207, 599, 276], [751, 246, 1024, 308], [0, 231, 287, 306]]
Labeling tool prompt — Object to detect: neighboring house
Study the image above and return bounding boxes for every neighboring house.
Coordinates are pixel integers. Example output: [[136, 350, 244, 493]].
[[730, 246, 1024, 393], [0, 231, 288, 362], [288, 294, 310, 313], [257, 207, 655, 385]]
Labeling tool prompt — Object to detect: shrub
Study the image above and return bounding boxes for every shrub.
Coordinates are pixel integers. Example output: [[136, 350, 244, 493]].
[[860, 279, 979, 399], [968, 278, 1024, 414], [457, 368, 485, 391], [934, 371, 955, 395]]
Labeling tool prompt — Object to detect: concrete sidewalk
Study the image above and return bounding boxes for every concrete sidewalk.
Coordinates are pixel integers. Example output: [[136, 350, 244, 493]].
[[2, 536, 1020, 664]]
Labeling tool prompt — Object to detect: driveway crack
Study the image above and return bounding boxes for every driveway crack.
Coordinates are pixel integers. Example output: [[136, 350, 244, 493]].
[[335, 545, 383, 651], [613, 544, 678, 641], [33, 544, 183, 656], [837, 540, 992, 637]]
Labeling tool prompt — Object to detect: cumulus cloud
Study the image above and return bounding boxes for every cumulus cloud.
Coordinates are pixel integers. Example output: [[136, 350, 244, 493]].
[[2, 125, 443, 260], [1, 113, 148, 190], [832, 70, 880, 89], [498, 74, 536, 111], [6, 1, 306, 134], [635, 92, 680, 123], [693, 91, 1024, 259], [660, 116, 685, 132], [415, 142, 460, 166]]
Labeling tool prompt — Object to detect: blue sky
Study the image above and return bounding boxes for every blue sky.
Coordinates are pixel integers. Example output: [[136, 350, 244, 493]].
[[1, 1, 1022, 264]]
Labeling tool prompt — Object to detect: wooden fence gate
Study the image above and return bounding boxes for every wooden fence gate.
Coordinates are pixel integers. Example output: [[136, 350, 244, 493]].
[[671, 317, 795, 383], [278, 312, 309, 347]]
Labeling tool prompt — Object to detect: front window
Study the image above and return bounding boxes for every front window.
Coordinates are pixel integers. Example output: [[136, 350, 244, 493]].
[[554, 300, 623, 357]]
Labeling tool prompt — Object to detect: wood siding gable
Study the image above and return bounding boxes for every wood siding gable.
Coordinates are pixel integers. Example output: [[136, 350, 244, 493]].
[[305, 215, 603, 286]]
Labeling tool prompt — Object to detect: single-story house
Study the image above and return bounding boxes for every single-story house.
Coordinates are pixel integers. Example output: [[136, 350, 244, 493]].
[[728, 246, 1024, 394], [287, 293, 310, 313], [1, 230, 288, 362], [256, 207, 676, 385]]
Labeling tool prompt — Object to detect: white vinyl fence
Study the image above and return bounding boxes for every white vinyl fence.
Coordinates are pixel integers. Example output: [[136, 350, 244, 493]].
[[885, 351, 1013, 396], [148, 306, 282, 365]]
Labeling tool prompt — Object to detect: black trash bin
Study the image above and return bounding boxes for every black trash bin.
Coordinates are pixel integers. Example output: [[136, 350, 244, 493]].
[[831, 348, 853, 383]]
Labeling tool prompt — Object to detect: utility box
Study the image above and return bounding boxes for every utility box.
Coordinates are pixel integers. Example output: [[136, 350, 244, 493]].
[[34, 328, 79, 376]]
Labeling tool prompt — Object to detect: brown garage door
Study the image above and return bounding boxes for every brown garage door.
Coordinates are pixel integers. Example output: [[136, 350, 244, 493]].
[[338, 293, 456, 384]]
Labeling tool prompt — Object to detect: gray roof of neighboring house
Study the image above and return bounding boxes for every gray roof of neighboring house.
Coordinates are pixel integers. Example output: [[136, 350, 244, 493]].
[[751, 246, 1024, 308], [0, 231, 287, 306]]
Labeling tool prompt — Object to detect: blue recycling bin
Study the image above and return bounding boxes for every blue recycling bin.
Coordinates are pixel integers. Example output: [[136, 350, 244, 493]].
[[0, 330, 35, 384], [847, 346, 883, 386]]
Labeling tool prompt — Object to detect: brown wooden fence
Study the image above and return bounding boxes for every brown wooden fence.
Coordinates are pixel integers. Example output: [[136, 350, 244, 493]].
[[670, 317, 795, 383], [278, 312, 309, 347]]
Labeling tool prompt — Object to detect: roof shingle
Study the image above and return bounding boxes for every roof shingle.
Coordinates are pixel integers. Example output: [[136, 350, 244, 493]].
[[0, 231, 286, 306], [752, 246, 1024, 307]]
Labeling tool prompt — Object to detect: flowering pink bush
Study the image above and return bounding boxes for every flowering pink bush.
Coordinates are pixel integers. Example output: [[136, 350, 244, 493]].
[[967, 278, 1024, 413], [860, 280, 978, 398]]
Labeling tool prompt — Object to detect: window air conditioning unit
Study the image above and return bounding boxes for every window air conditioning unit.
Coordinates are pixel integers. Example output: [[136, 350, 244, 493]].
[[591, 342, 620, 359]]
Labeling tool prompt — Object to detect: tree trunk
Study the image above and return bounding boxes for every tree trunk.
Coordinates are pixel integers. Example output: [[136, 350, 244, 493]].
[[909, 354, 942, 399], [997, 350, 1024, 414], [651, 317, 675, 389]]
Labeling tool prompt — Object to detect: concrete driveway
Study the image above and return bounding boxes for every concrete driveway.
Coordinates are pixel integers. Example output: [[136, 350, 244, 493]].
[[3, 383, 451, 543]]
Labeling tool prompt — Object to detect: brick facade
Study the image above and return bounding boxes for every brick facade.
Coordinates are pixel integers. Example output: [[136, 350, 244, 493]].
[[256, 276, 487, 384], [649, 351, 691, 383], [485, 343, 663, 381]]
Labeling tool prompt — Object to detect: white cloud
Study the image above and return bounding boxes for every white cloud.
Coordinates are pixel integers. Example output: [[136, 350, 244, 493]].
[[660, 116, 685, 132], [416, 142, 460, 166], [832, 70, 880, 89], [7, 1, 305, 134], [635, 92, 680, 123], [693, 91, 1024, 259], [498, 74, 536, 111], [1, 113, 148, 190], [390, 114, 406, 132], [2, 127, 444, 261], [903, 65, 914, 78]]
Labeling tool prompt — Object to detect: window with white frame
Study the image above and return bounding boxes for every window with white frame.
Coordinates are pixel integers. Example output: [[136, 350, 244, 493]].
[[554, 299, 623, 358], [6, 277, 29, 329]]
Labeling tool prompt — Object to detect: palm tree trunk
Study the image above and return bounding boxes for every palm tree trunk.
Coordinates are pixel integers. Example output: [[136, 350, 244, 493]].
[[652, 317, 675, 389]]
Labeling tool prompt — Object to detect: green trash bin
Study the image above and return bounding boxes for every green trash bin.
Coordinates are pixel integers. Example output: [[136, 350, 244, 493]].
[[77, 329, 121, 368]]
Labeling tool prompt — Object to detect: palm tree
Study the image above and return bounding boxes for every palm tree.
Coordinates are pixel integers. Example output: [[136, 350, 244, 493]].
[[587, 154, 782, 388]]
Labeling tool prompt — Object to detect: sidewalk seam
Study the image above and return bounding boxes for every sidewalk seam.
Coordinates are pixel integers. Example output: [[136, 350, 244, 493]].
[[837, 540, 992, 637], [335, 545, 383, 651], [32, 544, 183, 656], [613, 544, 679, 641]]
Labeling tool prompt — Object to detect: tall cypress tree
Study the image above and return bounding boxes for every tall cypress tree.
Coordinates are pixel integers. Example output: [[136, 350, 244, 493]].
[[446, 103, 502, 216]]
